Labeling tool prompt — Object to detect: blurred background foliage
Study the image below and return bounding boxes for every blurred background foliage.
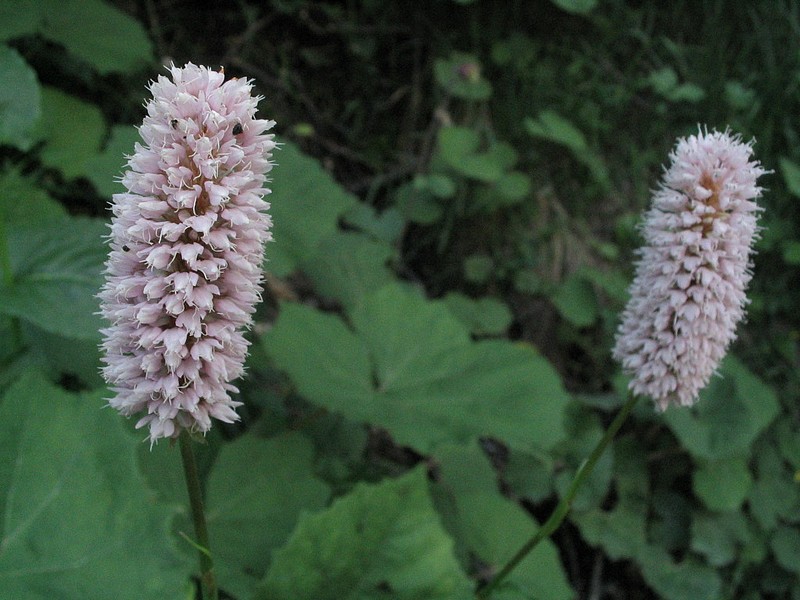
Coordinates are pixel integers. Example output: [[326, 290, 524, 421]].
[[1, 0, 799, 599]]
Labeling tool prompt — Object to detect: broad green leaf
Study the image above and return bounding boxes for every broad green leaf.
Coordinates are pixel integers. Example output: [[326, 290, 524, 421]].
[[205, 432, 329, 598], [0, 216, 106, 340], [341, 203, 405, 244], [265, 284, 569, 453], [438, 126, 481, 164], [771, 526, 800, 574], [550, 273, 598, 327], [463, 254, 494, 283], [0, 167, 66, 225], [256, 468, 472, 600], [690, 512, 743, 567], [525, 110, 587, 151], [38, 0, 152, 74], [434, 53, 492, 101], [640, 548, 722, 600], [0, 372, 189, 598], [525, 111, 609, 190], [85, 125, 140, 197], [693, 456, 752, 511], [748, 441, 800, 530], [427, 174, 457, 198], [779, 157, 800, 198], [23, 324, 105, 388], [0, 45, 40, 150], [434, 443, 573, 600], [269, 140, 358, 276], [663, 355, 779, 460], [0, 0, 42, 40], [302, 231, 394, 309], [33, 87, 105, 179], [442, 292, 512, 336], [495, 171, 531, 203]]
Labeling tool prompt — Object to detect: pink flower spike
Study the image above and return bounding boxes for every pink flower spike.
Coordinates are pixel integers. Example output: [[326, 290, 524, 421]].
[[612, 127, 766, 410], [99, 63, 276, 444]]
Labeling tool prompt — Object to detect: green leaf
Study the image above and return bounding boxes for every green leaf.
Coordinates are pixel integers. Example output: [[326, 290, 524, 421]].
[[265, 284, 569, 453], [0, 45, 40, 150], [771, 526, 800, 574], [438, 126, 481, 164], [256, 468, 472, 600], [693, 456, 752, 511], [524, 110, 609, 190], [0, 372, 189, 598], [269, 140, 358, 276], [33, 87, 105, 179], [463, 254, 494, 283], [663, 355, 779, 460], [495, 171, 531, 203], [550, 273, 598, 327], [38, 0, 152, 74], [85, 125, 140, 197], [0, 167, 66, 225], [690, 512, 749, 567], [748, 441, 800, 530], [0, 217, 107, 340], [442, 292, 512, 336], [0, 0, 42, 40], [205, 432, 329, 598], [341, 203, 405, 244], [427, 174, 458, 198], [302, 231, 394, 309], [433, 443, 573, 600], [779, 157, 800, 198], [640, 548, 722, 600], [434, 53, 492, 101]]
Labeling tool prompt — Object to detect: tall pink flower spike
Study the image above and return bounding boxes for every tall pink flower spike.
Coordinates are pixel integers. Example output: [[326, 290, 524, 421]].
[[613, 128, 766, 410], [100, 63, 276, 443]]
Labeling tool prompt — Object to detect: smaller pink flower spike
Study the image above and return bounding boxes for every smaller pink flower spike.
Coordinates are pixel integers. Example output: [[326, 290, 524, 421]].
[[99, 63, 275, 444], [613, 128, 766, 409]]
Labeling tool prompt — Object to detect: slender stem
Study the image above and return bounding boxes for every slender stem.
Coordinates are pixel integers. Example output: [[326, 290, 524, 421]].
[[179, 431, 218, 600], [477, 392, 639, 599]]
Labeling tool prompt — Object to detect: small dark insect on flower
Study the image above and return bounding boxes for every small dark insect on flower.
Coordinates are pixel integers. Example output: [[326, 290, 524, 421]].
[[122, 245, 130, 252], [170, 119, 178, 129], [232, 122, 243, 135]]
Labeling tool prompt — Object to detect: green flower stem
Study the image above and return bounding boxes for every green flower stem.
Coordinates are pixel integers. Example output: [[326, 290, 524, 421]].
[[179, 431, 218, 600], [476, 391, 640, 599]]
